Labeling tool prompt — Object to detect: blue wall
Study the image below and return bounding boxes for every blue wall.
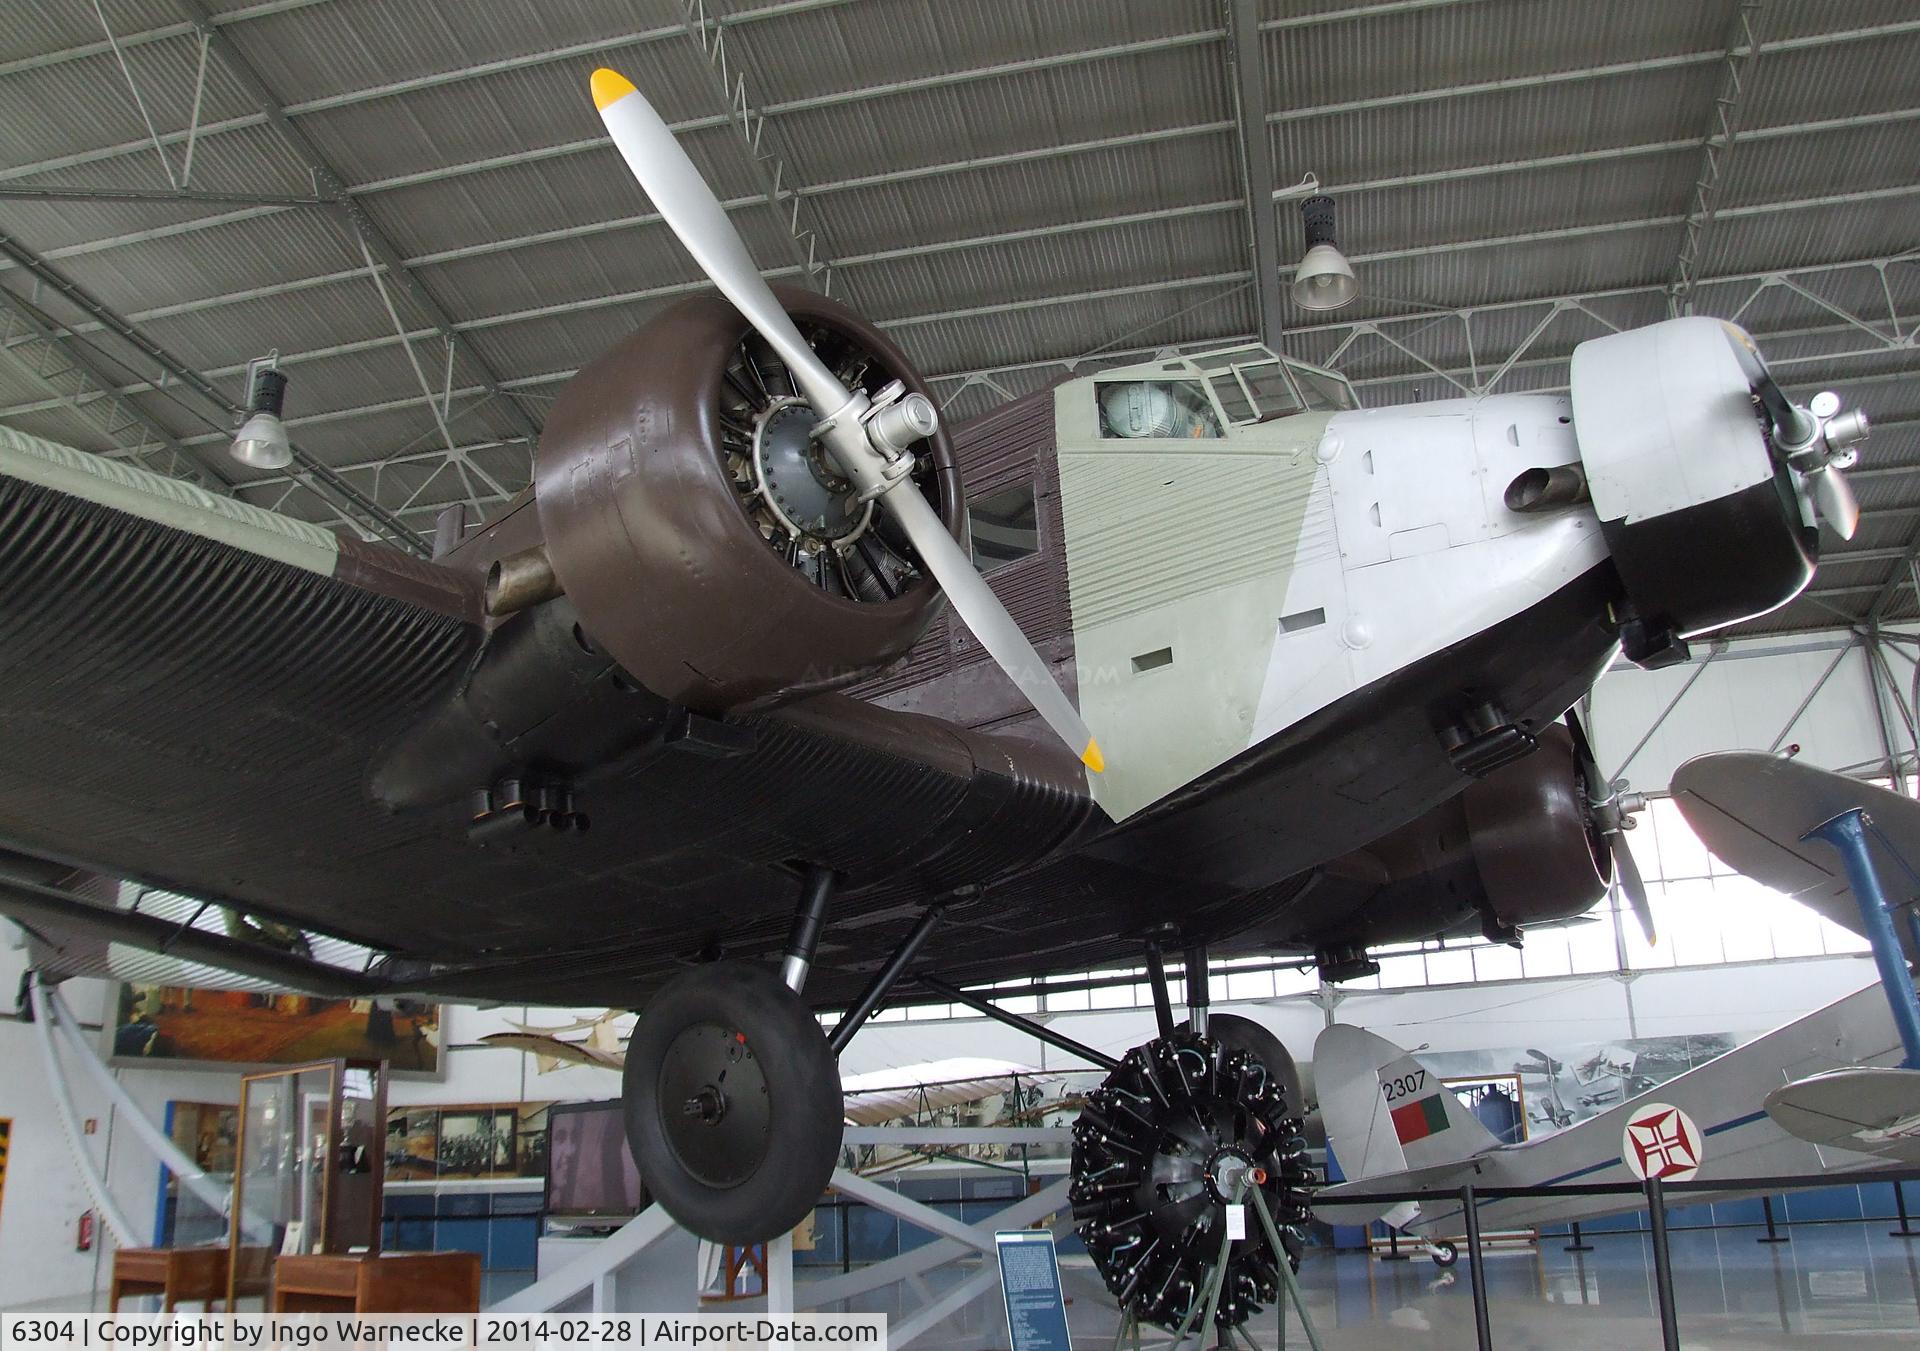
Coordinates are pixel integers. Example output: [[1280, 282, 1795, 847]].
[[382, 1189, 543, 1274], [800, 1172, 1064, 1268]]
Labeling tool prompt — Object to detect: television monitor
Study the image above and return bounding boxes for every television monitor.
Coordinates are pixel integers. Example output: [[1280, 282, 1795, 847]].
[[543, 1100, 647, 1225]]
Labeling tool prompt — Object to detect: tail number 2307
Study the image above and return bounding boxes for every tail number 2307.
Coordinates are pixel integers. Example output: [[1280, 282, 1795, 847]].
[[1382, 1070, 1427, 1103]]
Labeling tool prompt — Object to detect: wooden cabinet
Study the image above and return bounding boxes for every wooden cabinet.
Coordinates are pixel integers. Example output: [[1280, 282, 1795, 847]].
[[271, 1253, 481, 1313], [109, 1247, 228, 1312]]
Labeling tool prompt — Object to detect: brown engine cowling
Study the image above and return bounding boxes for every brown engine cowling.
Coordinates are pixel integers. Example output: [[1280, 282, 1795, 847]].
[[534, 287, 965, 712], [1278, 726, 1613, 956], [1462, 724, 1614, 933]]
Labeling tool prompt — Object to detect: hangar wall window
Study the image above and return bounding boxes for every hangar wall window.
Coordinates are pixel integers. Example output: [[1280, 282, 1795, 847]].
[[860, 788, 1870, 1023], [1618, 795, 1871, 971], [1097, 380, 1223, 439], [967, 482, 1040, 573]]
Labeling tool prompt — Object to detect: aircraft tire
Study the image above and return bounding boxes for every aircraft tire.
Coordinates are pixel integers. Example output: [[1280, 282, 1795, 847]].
[[1194, 1012, 1306, 1116], [623, 961, 843, 1245], [1431, 1240, 1459, 1267]]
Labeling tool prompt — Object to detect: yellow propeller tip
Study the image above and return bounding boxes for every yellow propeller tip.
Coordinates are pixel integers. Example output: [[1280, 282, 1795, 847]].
[[591, 67, 637, 111], [1081, 738, 1105, 774]]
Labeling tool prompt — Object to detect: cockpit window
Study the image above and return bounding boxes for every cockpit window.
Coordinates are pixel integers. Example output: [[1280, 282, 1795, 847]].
[[1097, 380, 1224, 440], [1192, 351, 1303, 425], [1290, 363, 1359, 411]]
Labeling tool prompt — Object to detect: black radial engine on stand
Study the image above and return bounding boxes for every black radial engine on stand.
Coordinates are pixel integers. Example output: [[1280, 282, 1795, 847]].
[[1071, 1021, 1314, 1332]]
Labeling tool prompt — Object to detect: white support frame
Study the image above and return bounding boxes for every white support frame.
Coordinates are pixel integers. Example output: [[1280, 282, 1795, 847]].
[[489, 1201, 684, 1314], [1668, 2, 1766, 314], [680, 0, 842, 297], [41, 985, 230, 1218], [27, 975, 139, 1246], [492, 1124, 1076, 1339]]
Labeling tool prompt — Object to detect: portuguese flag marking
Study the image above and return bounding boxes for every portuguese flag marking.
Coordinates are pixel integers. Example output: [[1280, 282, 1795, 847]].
[[1390, 1094, 1450, 1145]]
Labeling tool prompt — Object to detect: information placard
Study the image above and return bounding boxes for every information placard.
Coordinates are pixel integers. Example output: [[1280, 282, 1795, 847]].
[[995, 1230, 1071, 1351]]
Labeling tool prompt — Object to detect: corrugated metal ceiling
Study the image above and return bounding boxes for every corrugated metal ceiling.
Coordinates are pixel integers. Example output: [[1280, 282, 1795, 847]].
[[0, 0, 1913, 630]]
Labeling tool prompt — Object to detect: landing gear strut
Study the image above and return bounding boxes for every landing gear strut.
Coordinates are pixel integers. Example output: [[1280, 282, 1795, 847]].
[[622, 867, 849, 1245], [622, 958, 842, 1244], [622, 868, 951, 1246]]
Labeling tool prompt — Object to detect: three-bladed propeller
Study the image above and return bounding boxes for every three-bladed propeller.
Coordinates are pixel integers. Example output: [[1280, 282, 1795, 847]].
[[590, 68, 1102, 774], [1566, 709, 1654, 945], [1719, 323, 1867, 540]]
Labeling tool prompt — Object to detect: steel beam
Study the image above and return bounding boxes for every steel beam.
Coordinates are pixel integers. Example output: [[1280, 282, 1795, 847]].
[[1608, 640, 1726, 783], [0, 0, 324, 78], [337, 104, 1920, 267], [1669, 3, 1767, 313], [1864, 631, 1911, 791], [914, 249, 1920, 392], [1865, 527, 1920, 626], [0, 280, 229, 490], [0, 185, 332, 207], [1768, 637, 1858, 752], [169, 0, 540, 447], [12, 105, 1914, 352], [0, 231, 427, 551], [1226, 0, 1287, 349], [26, 179, 1911, 404], [144, 182, 1920, 379], [1344, 315, 1917, 395], [680, 0, 845, 297], [100, 304, 1914, 471], [6, 12, 1912, 266], [17, 8, 1912, 199], [1264, 17, 1920, 129]]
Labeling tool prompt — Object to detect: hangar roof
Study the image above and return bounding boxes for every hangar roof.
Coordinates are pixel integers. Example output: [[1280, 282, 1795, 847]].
[[0, 0, 1914, 634]]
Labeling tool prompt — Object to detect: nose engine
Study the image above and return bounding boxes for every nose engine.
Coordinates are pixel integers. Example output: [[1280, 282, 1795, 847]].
[[1566, 317, 1867, 665]]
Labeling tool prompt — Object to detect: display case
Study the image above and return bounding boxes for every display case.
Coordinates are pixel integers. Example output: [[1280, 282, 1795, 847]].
[[226, 1059, 386, 1307]]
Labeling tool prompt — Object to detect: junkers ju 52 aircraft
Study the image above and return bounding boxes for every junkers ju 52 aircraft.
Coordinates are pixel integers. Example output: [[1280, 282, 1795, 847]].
[[0, 66, 1872, 1328]]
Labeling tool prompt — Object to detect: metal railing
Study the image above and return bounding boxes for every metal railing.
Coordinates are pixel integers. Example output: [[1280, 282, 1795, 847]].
[[1324, 1166, 1920, 1351]]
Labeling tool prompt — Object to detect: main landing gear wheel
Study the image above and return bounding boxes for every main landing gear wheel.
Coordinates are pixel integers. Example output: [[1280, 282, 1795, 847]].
[[1071, 1029, 1314, 1332], [1191, 1012, 1305, 1121], [623, 962, 843, 1245]]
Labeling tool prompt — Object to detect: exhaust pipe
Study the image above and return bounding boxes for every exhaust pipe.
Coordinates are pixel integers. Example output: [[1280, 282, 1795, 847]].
[[485, 544, 564, 616], [1504, 464, 1590, 513]]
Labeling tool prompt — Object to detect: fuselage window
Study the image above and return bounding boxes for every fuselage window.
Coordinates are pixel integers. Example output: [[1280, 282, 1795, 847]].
[[968, 482, 1041, 573], [1097, 380, 1224, 440]]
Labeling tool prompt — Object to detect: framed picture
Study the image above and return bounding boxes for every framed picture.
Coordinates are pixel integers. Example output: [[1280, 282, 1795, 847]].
[[386, 1103, 549, 1181], [107, 984, 444, 1080]]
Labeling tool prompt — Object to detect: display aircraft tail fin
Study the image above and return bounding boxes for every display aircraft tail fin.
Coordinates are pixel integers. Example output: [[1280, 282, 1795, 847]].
[[1315, 1023, 1501, 1186]]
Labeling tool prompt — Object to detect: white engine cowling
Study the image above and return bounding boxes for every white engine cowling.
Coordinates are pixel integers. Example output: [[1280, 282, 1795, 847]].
[[1569, 317, 1816, 647]]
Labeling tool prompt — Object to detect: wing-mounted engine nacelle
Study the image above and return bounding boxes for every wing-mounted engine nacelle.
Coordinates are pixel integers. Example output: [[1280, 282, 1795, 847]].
[[1566, 317, 1864, 667], [1304, 726, 1612, 980], [535, 287, 965, 712]]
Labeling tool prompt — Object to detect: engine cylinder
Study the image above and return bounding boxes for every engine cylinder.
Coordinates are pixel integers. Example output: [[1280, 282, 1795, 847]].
[[534, 289, 963, 711]]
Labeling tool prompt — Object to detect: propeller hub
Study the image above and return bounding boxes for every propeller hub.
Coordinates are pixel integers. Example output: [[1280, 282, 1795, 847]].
[[752, 396, 872, 544]]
